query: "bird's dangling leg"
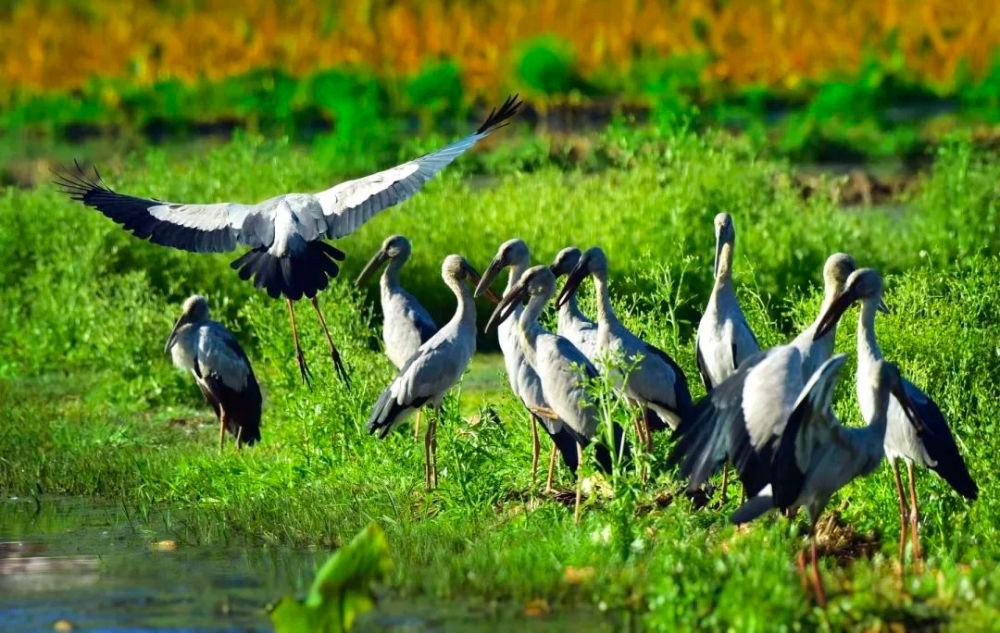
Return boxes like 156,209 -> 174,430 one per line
545,443 -> 558,494
218,416 -> 226,453
907,461 -> 923,567
430,415 -> 439,489
796,548 -> 811,597
719,461 -> 730,506
413,410 -> 422,441
892,459 -> 908,573
530,416 -> 541,490
286,299 -> 312,386
574,443 -> 584,524
423,412 -> 433,491
809,521 -> 827,608
309,296 -> 351,387
236,426 -> 243,450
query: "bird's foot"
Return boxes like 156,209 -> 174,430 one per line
296,350 -> 313,387
330,349 -> 351,388
529,406 -> 559,420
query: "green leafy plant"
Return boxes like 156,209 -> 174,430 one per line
270,523 -> 391,633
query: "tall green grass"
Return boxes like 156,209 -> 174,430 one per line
0,129 -> 997,629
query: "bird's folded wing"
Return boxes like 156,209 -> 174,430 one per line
316,95 -> 521,239
56,164 -> 263,253
197,326 -> 252,391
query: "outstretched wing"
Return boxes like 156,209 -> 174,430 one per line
317,95 -> 521,239
55,163 -> 270,253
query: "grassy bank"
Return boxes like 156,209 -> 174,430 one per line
1,130 -> 998,629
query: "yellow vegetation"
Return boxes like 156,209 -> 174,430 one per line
1,0 -> 997,94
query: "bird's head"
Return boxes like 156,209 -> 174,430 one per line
474,238 -> 529,299
444,255 -> 500,303
713,213 -> 735,278
485,265 -> 555,332
166,295 -> 209,353
355,234 -> 412,287
823,252 -> 857,297
814,268 -> 889,340
549,246 -> 582,278
556,246 -> 606,309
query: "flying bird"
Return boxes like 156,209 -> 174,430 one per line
813,267 -> 977,568
366,255 -> 498,490
165,295 -> 262,450
57,96 -> 521,386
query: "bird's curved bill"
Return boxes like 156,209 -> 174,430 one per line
556,262 -> 588,309
813,287 -> 859,341
877,298 -> 890,314
714,229 -> 723,278
164,315 -> 186,354
474,255 -> 506,300
462,261 -> 501,304
354,249 -> 389,287
485,283 -> 527,332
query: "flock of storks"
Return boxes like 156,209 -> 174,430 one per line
55,96 -> 977,605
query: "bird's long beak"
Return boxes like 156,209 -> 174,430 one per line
813,286 -> 859,341
354,249 -> 389,287
877,298 -> 890,314
463,261 -> 501,304
165,314 -> 187,353
474,254 -> 506,299
485,282 -> 527,332
556,261 -> 588,309
714,230 -> 724,278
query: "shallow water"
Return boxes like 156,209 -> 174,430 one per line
0,496 -> 622,632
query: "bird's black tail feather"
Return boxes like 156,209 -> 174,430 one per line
231,241 -> 345,301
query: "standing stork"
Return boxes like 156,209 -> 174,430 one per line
475,239 -> 579,491
57,96 -> 521,386
550,247 -> 599,360
668,253 -> 858,498
487,265 -> 628,521
732,356 -> 922,607
695,213 -> 760,502
165,295 -> 262,450
366,255 -> 498,490
557,247 -> 693,450
813,267 -> 977,568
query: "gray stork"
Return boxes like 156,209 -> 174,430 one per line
487,265 -> 627,521
550,247 -> 599,360
813,267 -> 978,567
475,239 -> 579,491
695,213 -> 760,391
57,96 -> 521,386
165,295 -> 262,450
356,235 -> 438,440
695,213 -> 760,502
668,253 -> 857,498
557,247 -> 693,450
731,356 -> 921,607
366,255 -> 497,490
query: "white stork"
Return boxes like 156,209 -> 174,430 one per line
57,96 -> 521,386
165,294 -> 262,450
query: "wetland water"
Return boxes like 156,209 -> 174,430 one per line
0,497 -> 620,631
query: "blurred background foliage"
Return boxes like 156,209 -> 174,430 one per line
0,0 -> 998,174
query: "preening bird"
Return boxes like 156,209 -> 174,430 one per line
165,295 -> 262,450
476,239 -> 578,491
550,247 -> 599,361
695,213 -> 759,391
487,265 -> 627,521
812,267 -> 977,567
355,235 -> 437,370
557,246 -> 693,450
668,252 -> 858,499
732,356 -> 920,607
366,255 -> 497,490
57,96 -> 521,386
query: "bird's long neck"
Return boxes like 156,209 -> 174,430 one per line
445,278 -> 476,330
856,299 -> 883,364
863,378 -> 892,444
593,272 -> 620,330
559,285 -> 591,328
854,298 -> 884,424
517,293 -> 548,366
714,241 -> 735,294
380,255 -> 406,291
505,257 -> 530,295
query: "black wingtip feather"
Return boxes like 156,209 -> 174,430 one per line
476,94 -> 522,134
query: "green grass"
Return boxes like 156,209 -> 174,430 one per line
0,128 -> 998,629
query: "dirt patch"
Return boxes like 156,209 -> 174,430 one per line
814,511 -> 881,565
792,168 -> 916,206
